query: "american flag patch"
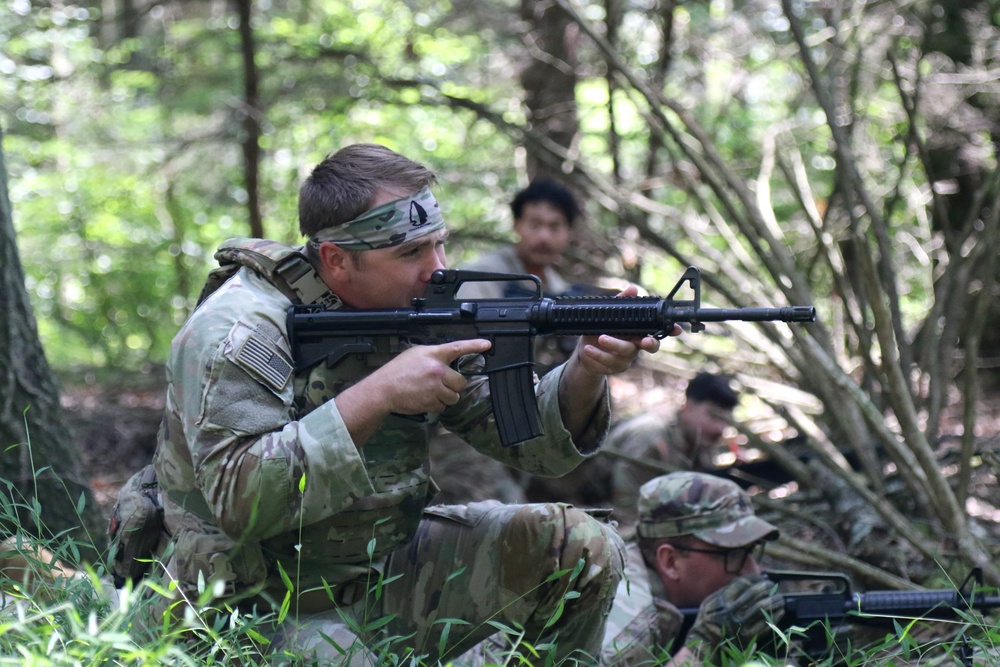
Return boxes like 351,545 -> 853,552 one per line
236,333 -> 293,391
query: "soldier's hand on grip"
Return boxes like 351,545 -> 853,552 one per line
685,574 -> 784,660
378,339 -> 491,415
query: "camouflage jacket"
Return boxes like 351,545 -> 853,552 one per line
600,541 -> 684,666
457,245 -> 570,299
607,415 -> 718,524
153,252 -> 610,604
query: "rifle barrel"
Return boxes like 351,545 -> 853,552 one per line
685,306 -> 817,322
528,300 -> 815,337
853,590 -> 1000,619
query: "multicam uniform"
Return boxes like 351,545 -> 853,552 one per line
600,542 -> 685,666
152,238 -> 624,664
600,472 -> 782,667
606,415 -> 707,524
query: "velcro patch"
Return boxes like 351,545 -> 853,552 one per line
236,332 -> 293,392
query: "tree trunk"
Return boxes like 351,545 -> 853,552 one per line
0,126 -> 103,558
519,0 -> 617,285
236,0 -> 264,238
519,0 -> 581,181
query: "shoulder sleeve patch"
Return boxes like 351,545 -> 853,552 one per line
236,330 -> 293,392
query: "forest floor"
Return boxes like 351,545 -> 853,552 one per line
60,365 -> 166,514
52,359 -> 1000,666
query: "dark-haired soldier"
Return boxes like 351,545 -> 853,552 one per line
459,178 -> 580,300
432,179 -> 588,506
607,373 -> 740,523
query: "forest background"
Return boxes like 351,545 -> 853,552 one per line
2,0 -> 1000,625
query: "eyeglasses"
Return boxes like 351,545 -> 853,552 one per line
672,541 -> 766,574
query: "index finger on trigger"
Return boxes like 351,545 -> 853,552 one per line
443,338 -> 492,361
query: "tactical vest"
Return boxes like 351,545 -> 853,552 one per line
197,237 -> 340,310
160,238 -> 338,521
176,238 -> 435,568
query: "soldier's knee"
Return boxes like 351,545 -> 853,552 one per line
499,503 -> 624,598
560,505 -> 625,593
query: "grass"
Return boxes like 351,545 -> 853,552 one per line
3,529 -> 998,666
0,450 -> 997,665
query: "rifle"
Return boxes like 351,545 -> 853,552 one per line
287,267 -> 815,447
678,568 -> 1000,665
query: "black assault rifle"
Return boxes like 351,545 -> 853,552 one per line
287,267 -> 815,447
678,568 -> 1000,665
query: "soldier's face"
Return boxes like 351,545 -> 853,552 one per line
333,229 -> 449,309
679,400 -> 732,453
324,187 -> 448,309
513,202 -> 571,271
663,538 -> 762,608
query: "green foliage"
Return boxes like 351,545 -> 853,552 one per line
2,0 -> 521,369
0,442 -> 995,664
1,549 -> 997,666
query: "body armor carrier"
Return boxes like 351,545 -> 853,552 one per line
198,237 -> 339,309
187,238 -> 433,566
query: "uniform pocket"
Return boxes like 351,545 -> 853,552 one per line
421,499 -> 506,527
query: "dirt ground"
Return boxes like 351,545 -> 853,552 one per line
60,366 -> 165,514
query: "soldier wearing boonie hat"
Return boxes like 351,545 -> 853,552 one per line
601,472 -> 785,667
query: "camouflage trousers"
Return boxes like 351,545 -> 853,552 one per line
268,500 -> 626,666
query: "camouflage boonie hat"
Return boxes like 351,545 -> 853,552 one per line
636,471 -> 778,548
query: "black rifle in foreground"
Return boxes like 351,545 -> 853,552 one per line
287,267 -> 815,446
678,568 -> 1000,665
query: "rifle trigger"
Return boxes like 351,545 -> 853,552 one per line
452,352 -> 487,377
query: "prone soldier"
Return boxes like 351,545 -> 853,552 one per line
601,471 -> 784,666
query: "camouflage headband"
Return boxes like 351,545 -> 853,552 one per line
311,186 -> 444,251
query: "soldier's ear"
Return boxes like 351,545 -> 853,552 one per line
654,543 -> 683,582
318,242 -> 353,283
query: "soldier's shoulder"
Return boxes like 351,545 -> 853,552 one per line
171,269 -> 293,383
185,269 -> 289,333
608,413 -> 670,447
